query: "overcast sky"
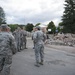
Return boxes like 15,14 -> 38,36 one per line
0,0 -> 65,26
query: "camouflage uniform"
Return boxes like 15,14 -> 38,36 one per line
20,28 -> 27,49
32,28 -> 36,49
33,27 -> 46,66
0,26 -> 1,32
13,27 -> 21,51
20,29 -> 24,50
0,28 -> 17,75
23,30 -> 27,49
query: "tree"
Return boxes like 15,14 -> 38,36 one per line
47,21 -> 56,34
35,23 -> 41,26
0,7 -> 6,25
8,24 -> 18,32
58,22 -> 64,32
25,23 -> 34,32
61,0 -> 75,33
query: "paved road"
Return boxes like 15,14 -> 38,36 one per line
10,38 -> 75,75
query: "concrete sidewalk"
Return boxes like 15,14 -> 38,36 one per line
45,44 -> 75,54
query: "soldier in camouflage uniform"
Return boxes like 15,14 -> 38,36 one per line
33,26 -> 46,67
23,27 -> 27,49
20,27 -> 27,50
13,27 -> 21,52
32,27 -> 36,49
0,26 -> 1,32
0,24 -> 17,75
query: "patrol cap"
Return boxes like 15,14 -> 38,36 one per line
35,26 -> 40,30
0,24 -> 9,30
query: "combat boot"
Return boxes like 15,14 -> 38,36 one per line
39,60 -> 43,65
34,62 -> 40,67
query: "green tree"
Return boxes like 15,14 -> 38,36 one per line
58,22 -> 63,32
35,23 -> 41,26
8,24 -> 18,32
25,23 -> 34,32
61,0 -> 75,33
47,21 -> 56,34
0,7 -> 6,25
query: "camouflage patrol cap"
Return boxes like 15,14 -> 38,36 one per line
35,26 -> 40,30
1,24 -> 9,29
1,24 -> 8,28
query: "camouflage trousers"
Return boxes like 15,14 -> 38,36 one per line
16,39 -> 21,51
23,38 -> 27,49
0,54 -> 12,75
20,38 -> 27,49
34,44 -> 44,63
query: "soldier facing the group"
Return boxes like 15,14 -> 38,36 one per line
20,27 -> 27,49
13,26 -> 27,52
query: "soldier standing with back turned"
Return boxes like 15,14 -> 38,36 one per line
33,26 -> 46,67
0,24 -> 17,75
